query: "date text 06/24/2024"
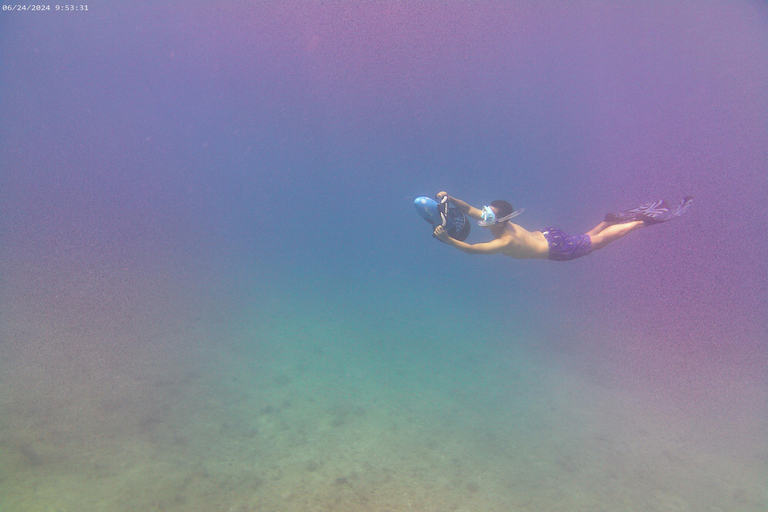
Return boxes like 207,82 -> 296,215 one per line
2,5 -> 89,11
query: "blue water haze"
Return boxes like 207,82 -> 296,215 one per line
0,2 -> 766,510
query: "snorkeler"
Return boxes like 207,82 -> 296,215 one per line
431,191 -> 693,261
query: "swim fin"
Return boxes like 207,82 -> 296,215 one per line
639,196 -> 694,225
605,197 -> 693,225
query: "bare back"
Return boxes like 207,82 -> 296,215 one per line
494,223 -> 550,259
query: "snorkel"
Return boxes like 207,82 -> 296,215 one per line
477,205 -> 524,227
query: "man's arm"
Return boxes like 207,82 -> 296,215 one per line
433,225 -> 507,254
436,191 -> 483,220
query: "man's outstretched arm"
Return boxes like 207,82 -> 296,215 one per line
433,225 -> 506,255
436,191 -> 483,220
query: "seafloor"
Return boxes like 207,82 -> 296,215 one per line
1,265 -> 765,512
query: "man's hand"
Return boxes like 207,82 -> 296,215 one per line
433,225 -> 450,242
436,191 -> 449,201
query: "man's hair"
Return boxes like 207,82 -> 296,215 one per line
490,200 -> 514,219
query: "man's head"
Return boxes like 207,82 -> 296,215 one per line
479,200 -> 518,227
489,200 -> 514,219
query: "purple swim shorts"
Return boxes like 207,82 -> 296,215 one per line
541,227 -> 593,261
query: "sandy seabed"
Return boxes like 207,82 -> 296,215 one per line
1,267 -> 765,512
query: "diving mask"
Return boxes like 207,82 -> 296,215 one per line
477,205 -> 525,227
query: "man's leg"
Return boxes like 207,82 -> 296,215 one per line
586,221 -> 609,237
589,220 -> 644,250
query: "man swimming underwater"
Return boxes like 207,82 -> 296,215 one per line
432,191 -> 693,261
